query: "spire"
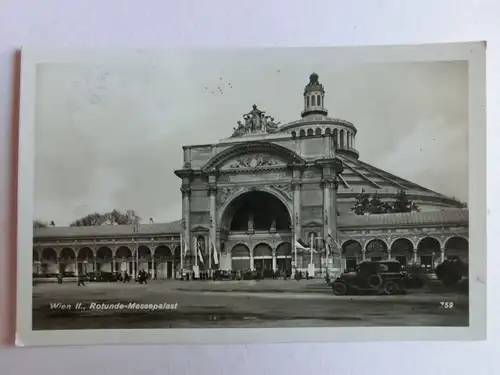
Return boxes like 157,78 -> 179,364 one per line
301,73 -> 328,117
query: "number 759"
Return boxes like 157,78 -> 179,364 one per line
440,302 -> 454,308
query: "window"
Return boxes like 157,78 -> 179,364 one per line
345,257 -> 357,270
317,95 -> 321,106
366,240 -> 386,253
306,96 -> 309,107
311,95 -> 316,106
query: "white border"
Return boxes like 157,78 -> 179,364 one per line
16,43 -> 486,346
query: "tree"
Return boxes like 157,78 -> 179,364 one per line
33,220 -> 48,228
392,189 -> 420,213
70,209 -> 141,227
351,189 -> 370,215
367,192 -> 393,214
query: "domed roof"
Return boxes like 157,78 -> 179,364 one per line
335,154 -> 464,211
278,113 -> 357,133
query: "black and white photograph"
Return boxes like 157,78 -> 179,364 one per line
16,43 -> 486,346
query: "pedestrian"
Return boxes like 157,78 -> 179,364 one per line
77,273 -> 86,286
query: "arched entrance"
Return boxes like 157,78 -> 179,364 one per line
114,246 -> 131,274
342,240 -> 362,271
95,246 -> 112,273
137,246 -> 152,275
417,237 -> 441,271
445,236 -> 469,263
390,238 -> 414,267
221,190 -> 292,232
231,244 -> 250,270
41,248 -> 57,275
154,245 -> 172,279
276,242 -> 292,276
77,247 -> 94,275
365,239 -> 388,261
59,248 -> 76,275
253,243 -> 273,276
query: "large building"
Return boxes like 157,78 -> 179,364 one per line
33,74 -> 469,279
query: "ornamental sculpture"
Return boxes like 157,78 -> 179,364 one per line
228,154 -> 279,169
231,104 -> 281,137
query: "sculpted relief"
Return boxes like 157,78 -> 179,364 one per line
221,153 -> 284,170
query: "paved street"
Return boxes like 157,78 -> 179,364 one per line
32,280 -> 469,330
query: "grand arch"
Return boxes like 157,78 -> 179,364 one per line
220,189 -> 293,231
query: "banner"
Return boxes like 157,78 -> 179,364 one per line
212,242 -> 219,265
197,239 -> 204,264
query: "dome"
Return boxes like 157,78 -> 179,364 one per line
335,154 -> 464,213
304,72 -> 325,94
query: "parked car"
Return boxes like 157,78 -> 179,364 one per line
213,270 -> 232,281
331,260 -> 407,296
86,271 -> 119,282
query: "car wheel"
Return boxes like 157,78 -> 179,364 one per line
382,281 -> 400,295
332,282 -> 348,296
368,274 -> 383,289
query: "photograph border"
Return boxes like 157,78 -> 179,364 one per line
16,42 -> 486,346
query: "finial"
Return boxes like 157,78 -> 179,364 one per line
309,72 -> 319,84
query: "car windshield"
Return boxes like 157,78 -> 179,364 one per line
377,264 -> 389,272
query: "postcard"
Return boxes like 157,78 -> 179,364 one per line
16,42 -> 486,346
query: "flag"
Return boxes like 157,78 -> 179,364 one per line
295,240 -> 310,251
295,240 -> 321,253
183,234 -> 190,257
197,239 -> 204,264
212,242 -> 219,265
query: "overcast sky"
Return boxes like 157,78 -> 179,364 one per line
34,49 -> 468,226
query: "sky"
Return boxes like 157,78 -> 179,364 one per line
33,49 -> 469,226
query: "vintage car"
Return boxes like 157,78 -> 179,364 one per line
213,270 -> 232,281
86,271 -> 119,282
331,260 -> 407,295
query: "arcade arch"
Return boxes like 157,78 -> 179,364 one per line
417,237 -> 441,271
390,238 -> 414,267
444,236 -> 469,263
253,243 -> 273,275
276,242 -> 292,275
365,239 -> 388,261
231,244 -> 250,270
341,240 -> 362,270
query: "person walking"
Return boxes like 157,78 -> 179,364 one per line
77,273 -> 86,286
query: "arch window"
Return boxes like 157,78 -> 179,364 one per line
317,95 -> 321,106
311,95 -> 316,106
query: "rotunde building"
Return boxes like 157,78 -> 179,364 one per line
33,73 -> 469,279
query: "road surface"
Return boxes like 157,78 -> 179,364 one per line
32,279 -> 469,330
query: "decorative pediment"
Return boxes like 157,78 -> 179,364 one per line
202,142 -> 306,172
220,153 -> 286,170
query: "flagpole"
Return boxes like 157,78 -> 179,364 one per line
310,233 -> 314,266
180,232 -> 184,273
293,231 -> 297,271
194,236 -> 198,267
